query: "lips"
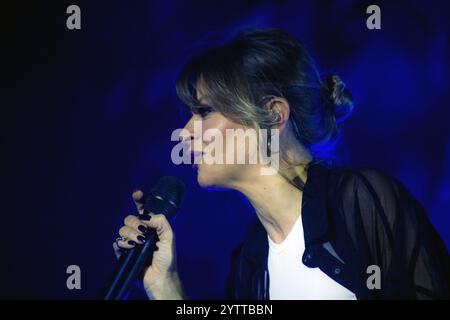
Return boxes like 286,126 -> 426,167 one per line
190,151 -> 202,170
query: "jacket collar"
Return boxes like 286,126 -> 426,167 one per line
241,161 -> 333,267
301,161 -> 332,246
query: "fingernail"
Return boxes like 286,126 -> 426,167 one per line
137,235 -> 146,243
140,215 -> 151,221
138,225 -> 148,233
128,240 -> 136,246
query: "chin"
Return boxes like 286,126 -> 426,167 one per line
196,172 -> 210,188
196,165 -> 231,190
196,167 -> 215,188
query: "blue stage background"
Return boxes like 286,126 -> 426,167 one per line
2,0 -> 449,299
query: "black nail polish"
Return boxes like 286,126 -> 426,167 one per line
140,215 -> 151,221
138,225 -> 148,233
128,240 -> 136,246
137,235 -> 146,243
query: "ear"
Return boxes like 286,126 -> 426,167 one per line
265,97 -> 290,132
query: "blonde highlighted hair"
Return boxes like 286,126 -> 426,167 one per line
176,28 -> 354,190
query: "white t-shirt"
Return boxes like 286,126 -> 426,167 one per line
268,215 -> 357,300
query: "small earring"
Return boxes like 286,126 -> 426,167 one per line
274,112 -> 281,123
267,136 -> 272,157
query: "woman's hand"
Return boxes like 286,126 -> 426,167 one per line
112,190 -> 186,299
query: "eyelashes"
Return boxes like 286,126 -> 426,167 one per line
199,106 -> 213,118
192,105 -> 214,118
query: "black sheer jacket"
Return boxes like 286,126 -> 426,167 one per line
226,162 -> 450,299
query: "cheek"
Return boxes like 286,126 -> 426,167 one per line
202,115 -> 238,133
202,115 -> 242,145
202,115 -> 245,163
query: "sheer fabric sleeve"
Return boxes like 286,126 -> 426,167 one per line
225,243 -> 243,300
337,168 -> 450,299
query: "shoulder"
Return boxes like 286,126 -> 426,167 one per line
324,164 -> 413,232
325,164 -> 427,239
327,164 -> 402,202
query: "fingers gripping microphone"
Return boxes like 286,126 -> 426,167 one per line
103,176 -> 185,300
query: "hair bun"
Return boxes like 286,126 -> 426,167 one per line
325,74 -> 354,123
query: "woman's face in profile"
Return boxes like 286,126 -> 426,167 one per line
182,85 -> 262,190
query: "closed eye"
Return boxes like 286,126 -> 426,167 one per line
196,106 -> 214,118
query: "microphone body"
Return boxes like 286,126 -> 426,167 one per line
103,176 -> 185,300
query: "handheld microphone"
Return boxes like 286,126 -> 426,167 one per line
103,176 -> 185,300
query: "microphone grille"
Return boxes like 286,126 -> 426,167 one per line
143,176 -> 185,219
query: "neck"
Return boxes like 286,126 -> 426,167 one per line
232,166 -> 308,244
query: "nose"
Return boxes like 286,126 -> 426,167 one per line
180,116 -> 204,165
181,116 -> 195,143
183,114 -> 197,134
181,115 -> 205,154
